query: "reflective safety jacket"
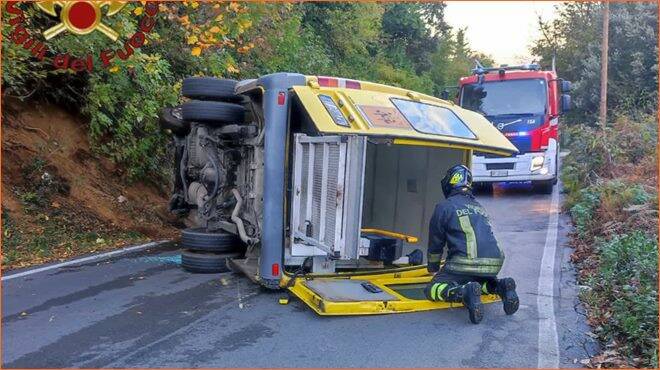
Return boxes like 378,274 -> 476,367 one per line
427,191 -> 504,276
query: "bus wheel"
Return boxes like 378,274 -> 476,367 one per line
182,77 -> 243,102
181,250 -> 242,274
533,180 -> 554,194
182,100 -> 245,125
181,228 -> 244,253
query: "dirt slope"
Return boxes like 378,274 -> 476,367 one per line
2,98 -> 180,269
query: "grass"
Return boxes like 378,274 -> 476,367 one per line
2,210 -> 148,268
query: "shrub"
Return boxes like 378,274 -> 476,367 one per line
2,1 -> 257,183
592,232 -> 658,367
84,53 -> 179,182
562,114 -> 657,200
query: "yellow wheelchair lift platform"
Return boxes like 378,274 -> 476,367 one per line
282,266 -> 500,316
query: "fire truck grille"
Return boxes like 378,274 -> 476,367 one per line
486,163 -> 515,170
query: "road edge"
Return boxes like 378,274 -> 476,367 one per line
537,184 -> 561,368
1,240 -> 172,281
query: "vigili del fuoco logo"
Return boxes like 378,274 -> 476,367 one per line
5,1 -> 161,72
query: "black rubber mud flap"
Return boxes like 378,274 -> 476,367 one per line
159,106 -> 190,136
181,100 -> 245,125
181,250 -> 242,274
180,228 -> 244,253
182,77 -> 242,102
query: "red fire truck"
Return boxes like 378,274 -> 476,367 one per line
455,63 -> 572,193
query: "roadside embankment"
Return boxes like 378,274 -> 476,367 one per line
561,115 -> 658,368
1,98 -> 180,269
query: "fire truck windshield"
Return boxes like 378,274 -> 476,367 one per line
461,79 -> 547,117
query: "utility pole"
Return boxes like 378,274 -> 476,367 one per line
599,1 -> 610,126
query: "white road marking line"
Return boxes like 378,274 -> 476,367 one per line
1,240 -> 170,281
537,186 -> 560,368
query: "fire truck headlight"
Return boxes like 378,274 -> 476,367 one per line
531,156 -> 545,172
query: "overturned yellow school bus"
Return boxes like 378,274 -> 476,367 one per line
161,73 -> 517,314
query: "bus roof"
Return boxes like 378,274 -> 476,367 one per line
292,75 -> 518,156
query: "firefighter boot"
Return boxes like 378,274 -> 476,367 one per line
494,278 -> 519,315
445,282 -> 484,324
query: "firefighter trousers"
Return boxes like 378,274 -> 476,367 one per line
424,268 -> 498,302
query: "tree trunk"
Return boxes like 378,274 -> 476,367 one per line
599,1 -> 610,126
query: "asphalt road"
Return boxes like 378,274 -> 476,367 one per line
2,183 -> 598,368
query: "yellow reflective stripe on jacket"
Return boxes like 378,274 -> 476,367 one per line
458,215 -> 477,258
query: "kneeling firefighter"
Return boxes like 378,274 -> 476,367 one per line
424,165 -> 519,324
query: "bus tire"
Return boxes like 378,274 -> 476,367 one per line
181,250 -> 241,274
182,77 -> 242,102
182,100 -> 245,124
181,228 -> 244,253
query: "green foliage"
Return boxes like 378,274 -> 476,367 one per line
569,180 -> 656,237
561,114 -> 657,201
237,5 -> 333,76
2,2 -> 493,183
303,3 -> 383,62
533,3 -> 658,123
563,112 -> 658,367
428,29 -> 495,96
84,53 -> 179,181
1,9 -> 67,101
1,208 -> 22,266
238,2 -> 488,98
584,232 -> 659,367
568,187 -> 600,236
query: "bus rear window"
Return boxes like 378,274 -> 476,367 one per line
391,99 -> 477,139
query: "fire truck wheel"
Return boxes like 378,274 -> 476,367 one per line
181,100 -> 245,125
474,182 -> 493,194
158,106 -> 190,136
533,180 -> 554,194
181,228 -> 244,253
182,77 -> 243,102
181,250 -> 242,274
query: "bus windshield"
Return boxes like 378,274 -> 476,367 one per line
460,79 -> 547,117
